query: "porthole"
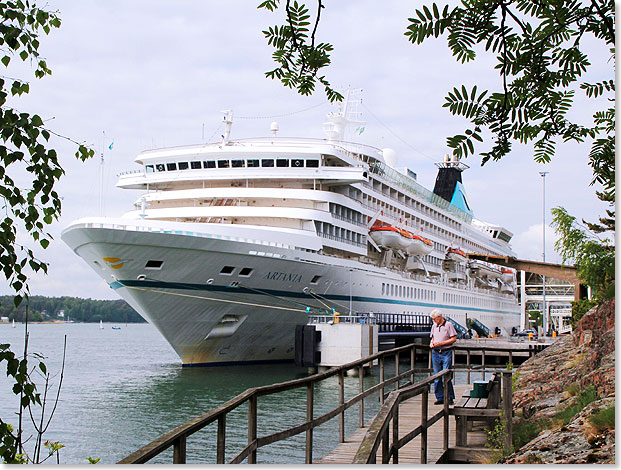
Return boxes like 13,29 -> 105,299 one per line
276,159 -> 289,167
190,161 -> 202,169
291,159 -> 304,167
178,162 -> 189,170
310,275 -> 322,284
204,161 -> 216,168
166,162 -> 177,171
239,267 -> 254,277
206,278 -> 214,284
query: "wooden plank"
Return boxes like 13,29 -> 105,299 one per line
316,384 -> 489,465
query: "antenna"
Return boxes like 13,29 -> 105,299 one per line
99,131 -> 105,216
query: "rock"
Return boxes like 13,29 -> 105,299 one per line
500,299 -> 615,464
501,398 -> 615,464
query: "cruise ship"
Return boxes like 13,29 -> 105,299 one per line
62,93 -> 520,365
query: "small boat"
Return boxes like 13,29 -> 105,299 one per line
501,269 -> 514,283
11,319 -> 15,328
100,320 -> 104,329
446,247 -> 467,263
369,225 -> 433,255
112,326 -> 121,330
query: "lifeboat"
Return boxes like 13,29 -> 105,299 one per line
369,226 -> 433,255
446,247 -> 467,263
468,260 -> 502,280
406,234 -> 434,256
501,269 -> 514,283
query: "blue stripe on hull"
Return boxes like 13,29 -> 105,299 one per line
111,279 -> 519,316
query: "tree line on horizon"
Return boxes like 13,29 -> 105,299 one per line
0,295 -> 146,324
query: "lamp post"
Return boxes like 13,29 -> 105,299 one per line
539,171 -> 549,335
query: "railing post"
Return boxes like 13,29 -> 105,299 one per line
338,370 -> 345,443
173,435 -> 186,464
509,351 -> 513,366
217,415 -> 226,464
466,349 -> 471,384
443,373 -> 450,451
428,348 -> 432,376
503,371 -> 513,452
421,386 -> 428,464
410,346 -> 416,385
306,382 -> 314,464
392,399 -> 399,464
359,365 -> 364,427
379,356 -> 385,404
248,394 -> 257,464
395,351 -> 400,390
381,426 -> 389,464
481,349 -> 486,380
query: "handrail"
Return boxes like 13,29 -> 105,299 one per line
354,367 -> 514,464
118,343 -> 530,464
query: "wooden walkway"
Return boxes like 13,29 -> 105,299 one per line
315,384 -> 489,464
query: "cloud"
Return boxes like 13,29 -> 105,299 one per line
511,224 -> 562,264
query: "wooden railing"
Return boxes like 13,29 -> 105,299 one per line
118,342 -> 530,464
352,368 -> 514,464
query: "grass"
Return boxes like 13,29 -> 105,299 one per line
589,405 -> 615,431
554,385 -> 599,426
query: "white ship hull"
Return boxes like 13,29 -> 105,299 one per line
63,218 -> 520,365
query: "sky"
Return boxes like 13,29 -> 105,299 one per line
1,0 -> 613,300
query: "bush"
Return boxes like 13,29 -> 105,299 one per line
570,298 -> 598,327
512,418 -> 547,450
589,405 -> 615,431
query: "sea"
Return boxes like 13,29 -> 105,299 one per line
0,322 -> 399,464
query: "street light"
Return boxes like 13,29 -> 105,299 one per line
539,171 -> 549,335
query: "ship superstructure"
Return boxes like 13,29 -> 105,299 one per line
62,93 -> 520,365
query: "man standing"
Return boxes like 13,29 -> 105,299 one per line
429,309 -> 457,405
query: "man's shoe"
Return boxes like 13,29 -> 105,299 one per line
448,399 -> 454,405
434,400 -> 443,405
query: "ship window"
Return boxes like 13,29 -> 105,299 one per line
261,159 -> 274,167
178,162 -> 189,170
145,165 -> 154,173
145,260 -> 163,270
204,161 -> 216,168
247,159 -> 260,168
276,159 -> 289,167
156,163 -> 165,172
306,159 -> 319,168
220,266 -> 235,275
231,159 -> 245,168
310,275 -> 321,284
218,160 -> 230,168
166,163 -> 177,171
190,161 -> 202,169
291,159 -> 304,167
239,267 -> 253,277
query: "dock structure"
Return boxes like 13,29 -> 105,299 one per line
314,384 -> 488,464
118,342 -> 529,465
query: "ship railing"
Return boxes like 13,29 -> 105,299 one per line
317,232 -> 366,248
330,212 -> 367,228
118,341 -> 531,465
307,314 -> 377,325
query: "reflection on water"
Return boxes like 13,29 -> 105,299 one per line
0,323 -> 472,464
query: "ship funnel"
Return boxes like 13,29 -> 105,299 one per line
433,154 -> 473,216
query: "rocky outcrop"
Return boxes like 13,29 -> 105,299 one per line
501,299 -> 615,463
502,397 -> 615,464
